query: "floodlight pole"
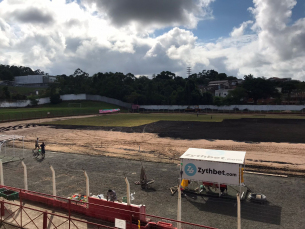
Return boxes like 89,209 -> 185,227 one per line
22,161 -> 28,190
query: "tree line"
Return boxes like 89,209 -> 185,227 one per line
53,69 -> 224,105
0,64 -> 45,81
53,68 -> 305,105
1,64 -> 305,105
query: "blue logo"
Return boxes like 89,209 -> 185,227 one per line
184,163 -> 197,176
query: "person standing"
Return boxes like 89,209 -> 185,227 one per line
40,142 -> 46,158
106,189 -> 117,202
34,138 -> 40,150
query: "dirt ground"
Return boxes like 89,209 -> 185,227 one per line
3,148 -> 305,229
1,115 -> 305,176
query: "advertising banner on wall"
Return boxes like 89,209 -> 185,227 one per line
181,159 -> 241,185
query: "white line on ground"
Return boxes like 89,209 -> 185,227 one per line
245,171 -> 288,178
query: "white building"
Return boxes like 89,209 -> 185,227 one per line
15,75 -> 56,86
215,89 -> 232,97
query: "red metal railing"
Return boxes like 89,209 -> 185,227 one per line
0,185 -> 217,229
1,199 -> 115,229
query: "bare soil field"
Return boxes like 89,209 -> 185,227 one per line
2,115 -> 305,176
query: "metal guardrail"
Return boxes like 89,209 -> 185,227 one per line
0,185 -> 217,229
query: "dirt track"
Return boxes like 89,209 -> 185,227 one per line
1,115 -> 305,176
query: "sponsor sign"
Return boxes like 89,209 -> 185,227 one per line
115,218 -> 126,229
182,159 -> 241,185
180,148 -> 246,164
99,109 -> 120,114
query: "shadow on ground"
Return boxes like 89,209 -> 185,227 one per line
188,197 -> 282,225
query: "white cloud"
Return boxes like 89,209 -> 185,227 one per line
0,0 -> 215,75
0,0 -> 305,81
230,20 -> 253,37
147,0 -> 305,80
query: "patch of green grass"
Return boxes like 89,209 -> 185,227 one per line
42,113 -> 305,127
0,100 -> 125,122
43,113 -> 216,126
41,100 -> 123,108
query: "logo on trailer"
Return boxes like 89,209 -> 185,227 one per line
184,163 -> 197,176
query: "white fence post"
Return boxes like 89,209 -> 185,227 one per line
237,193 -> 241,229
177,185 -> 181,229
21,161 -> 28,190
125,177 -> 131,205
84,170 -> 90,198
50,165 -> 56,198
0,160 -> 3,185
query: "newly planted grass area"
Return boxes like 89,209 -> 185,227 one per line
0,101 -> 125,122
42,113 -> 305,127
43,113 -> 217,126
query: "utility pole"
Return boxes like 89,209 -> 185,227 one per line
187,67 -> 191,77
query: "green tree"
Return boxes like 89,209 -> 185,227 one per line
281,82 -> 296,103
2,86 -> 10,99
242,75 -> 277,104
201,92 -> 213,105
297,82 -> 305,104
50,94 -> 62,104
28,96 -> 39,106
0,69 -> 14,81
213,96 -> 223,106
226,87 -> 248,104
125,91 -> 142,104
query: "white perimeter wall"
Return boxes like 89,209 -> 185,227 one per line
0,94 -> 131,109
1,94 -> 305,110
139,104 -> 305,111
0,97 -> 51,108
60,94 -> 86,101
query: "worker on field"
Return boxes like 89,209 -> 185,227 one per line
180,179 -> 189,190
40,142 -> 46,158
107,189 -> 117,202
34,138 -> 40,150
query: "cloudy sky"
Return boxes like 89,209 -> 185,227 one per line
0,0 -> 305,79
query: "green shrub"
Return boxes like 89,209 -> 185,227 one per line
28,96 -> 39,106
50,93 -> 62,104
